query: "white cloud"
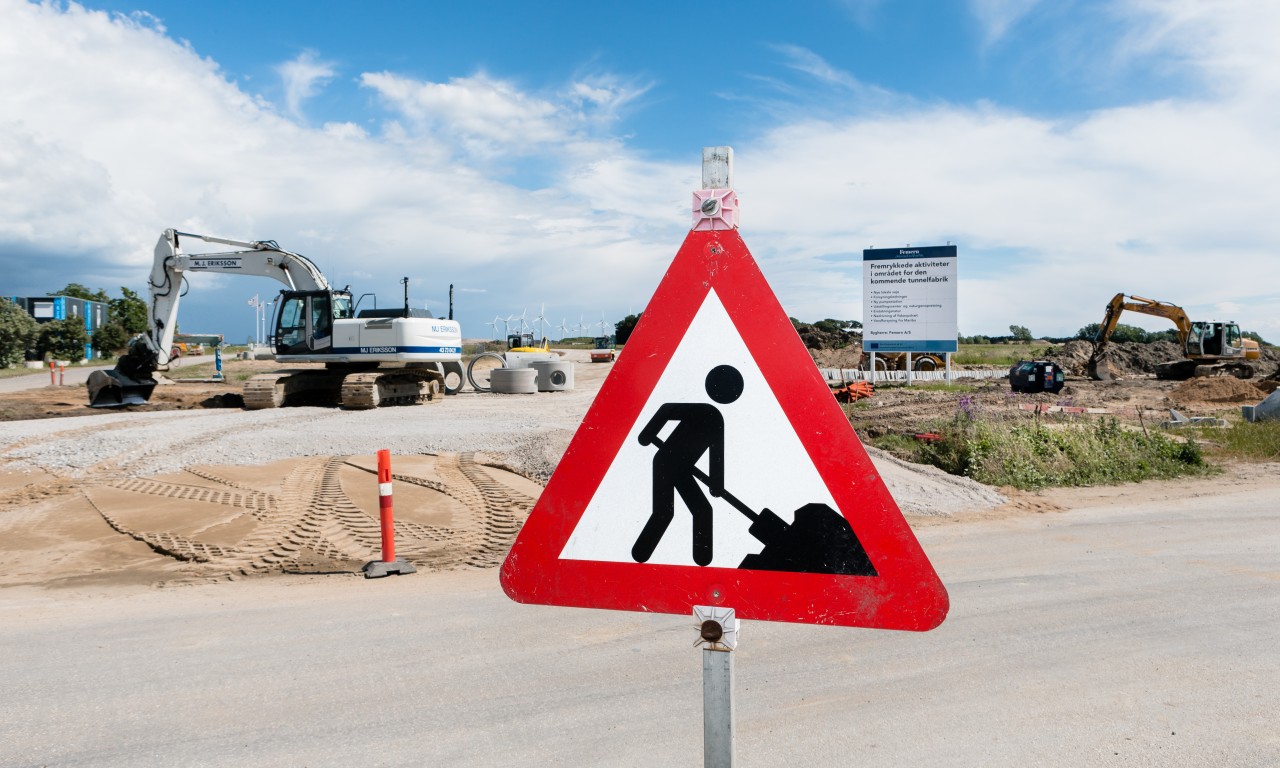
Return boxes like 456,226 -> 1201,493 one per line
0,0 -> 1278,346
1112,0 -> 1280,99
360,71 -> 568,159
735,83 -> 1280,337
358,69 -> 649,166
566,74 -> 651,124
773,44 -> 864,90
969,0 -> 1043,46
276,50 -> 336,118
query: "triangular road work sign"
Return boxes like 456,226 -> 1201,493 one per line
500,227 -> 948,630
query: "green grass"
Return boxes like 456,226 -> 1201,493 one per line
952,342 -> 1055,367
1186,420 -> 1280,462
1,358 -> 118,379
0,366 -> 44,380
868,416 -> 1216,490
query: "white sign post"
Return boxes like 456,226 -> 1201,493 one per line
862,246 -> 959,383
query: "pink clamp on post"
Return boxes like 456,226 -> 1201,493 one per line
691,146 -> 739,231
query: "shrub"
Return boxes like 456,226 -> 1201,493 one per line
0,299 -> 40,367
871,415 -> 1214,490
92,321 -> 130,355
37,319 -> 89,362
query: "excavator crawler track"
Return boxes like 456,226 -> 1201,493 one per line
244,369 -> 344,409
243,368 -> 444,409
339,369 -> 443,410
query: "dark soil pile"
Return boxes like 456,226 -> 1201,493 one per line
1044,339 -> 1176,377
797,321 -> 863,369
1048,340 -> 1279,380
1260,374 -> 1280,394
1086,341 -> 1183,377
1047,340 -> 1093,375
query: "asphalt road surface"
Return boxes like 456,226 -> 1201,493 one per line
2,482 -> 1277,766
0,354 -> 207,393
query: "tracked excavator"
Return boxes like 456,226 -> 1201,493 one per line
87,229 -> 464,409
1086,293 -> 1260,381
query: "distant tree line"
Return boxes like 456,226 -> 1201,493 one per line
612,311 -> 1270,350
0,283 -> 147,366
957,323 -> 1269,346
612,314 -> 866,350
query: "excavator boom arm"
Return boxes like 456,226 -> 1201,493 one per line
144,228 -> 331,366
1094,294 -> 1192,350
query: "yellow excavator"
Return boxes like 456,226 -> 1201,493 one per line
1086,293 -> 1260,381
506,332 -> 550,353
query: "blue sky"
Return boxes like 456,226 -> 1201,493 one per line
2,0 -> 1278,346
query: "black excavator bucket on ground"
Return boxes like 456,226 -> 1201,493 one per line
86,340 -> 160,408
86,369 -> 156,407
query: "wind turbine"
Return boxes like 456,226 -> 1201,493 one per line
486,316 -> 501,340
532,303 -> 547,342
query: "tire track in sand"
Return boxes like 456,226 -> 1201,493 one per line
74,453 -> 540,580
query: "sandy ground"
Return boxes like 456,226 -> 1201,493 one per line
3,350 -> 1279,765
0,351 -> 1276,590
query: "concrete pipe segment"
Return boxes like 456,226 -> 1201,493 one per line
531,361 -> 574,392
490,367 -> 539,394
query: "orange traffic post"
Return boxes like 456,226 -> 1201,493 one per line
377,448 -> 395,562
59,365 -> 65,386
361,449 -> 417,578
49,365 -> 55,385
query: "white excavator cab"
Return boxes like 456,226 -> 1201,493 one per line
274,289 -> 354,355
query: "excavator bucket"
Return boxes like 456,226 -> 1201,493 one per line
86,369 -> 156,408
1086,345 -> 1117,381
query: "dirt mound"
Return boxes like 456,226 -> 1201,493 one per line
1087,341 -> 1183,377
1046,340 -> 1093,375
1257,364 -> 1280,394
1170,377 -> 1266,404
809,344 -> 863,369
1044,339 -> 1173,377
